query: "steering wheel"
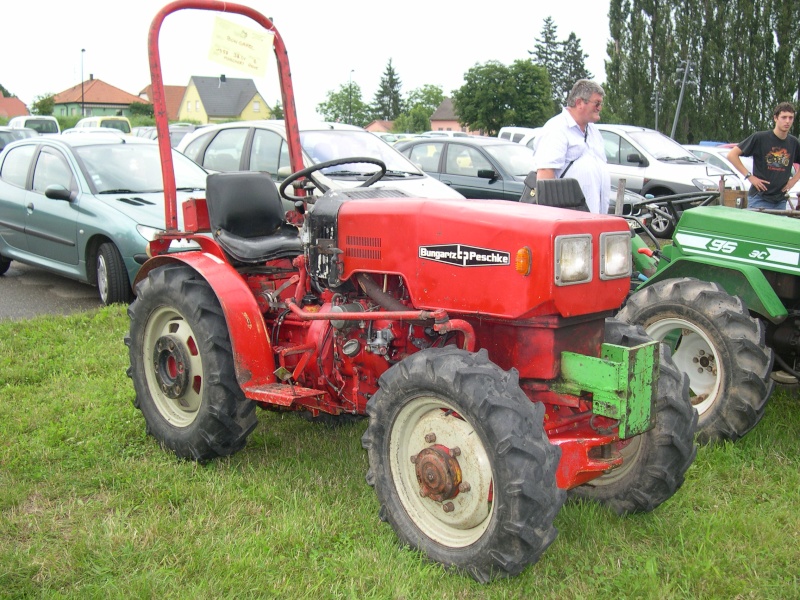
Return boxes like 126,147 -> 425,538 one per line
278,156 -> 387,202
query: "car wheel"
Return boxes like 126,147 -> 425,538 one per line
0,257 -> 10,275
96,242 -> 133,305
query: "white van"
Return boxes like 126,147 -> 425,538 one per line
8,115 -> 61,135
498,126 -> 542,149
75,116 -> 132,134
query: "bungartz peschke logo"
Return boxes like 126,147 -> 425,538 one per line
418,244 -> 511,267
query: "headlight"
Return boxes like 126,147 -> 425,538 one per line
554,234 -> 592,285
692,177 -> 718,191
600,232 -> 632,280
136,225 -> 163,241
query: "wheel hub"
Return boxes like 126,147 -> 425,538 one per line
152,335 -> 191,399
414,445 -> 462,502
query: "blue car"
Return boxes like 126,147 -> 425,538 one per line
0,135 -> 207,304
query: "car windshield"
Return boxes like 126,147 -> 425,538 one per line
300,130 -> 422,175
628,130 -> 701,161
483,143 -> 536,176
75,143 -> 207,193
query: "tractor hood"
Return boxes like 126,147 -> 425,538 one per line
309,191 -> 633,320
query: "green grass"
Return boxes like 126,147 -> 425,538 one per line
1,306 -> 798,599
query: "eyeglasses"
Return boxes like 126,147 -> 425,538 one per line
584,99 -> 603,109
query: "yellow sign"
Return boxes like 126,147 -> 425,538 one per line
208,16 -> 273,77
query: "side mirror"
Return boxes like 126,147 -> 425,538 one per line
626,153 -> 646,165
44,184 -> 75,201
477,168 -> 498,181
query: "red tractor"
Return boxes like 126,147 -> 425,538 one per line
127,1 -> 697,582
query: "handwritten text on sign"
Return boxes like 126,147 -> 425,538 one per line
208,17 -> 273,77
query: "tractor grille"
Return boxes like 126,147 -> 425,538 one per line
346,236 -> 382,260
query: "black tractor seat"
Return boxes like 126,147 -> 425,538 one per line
523,177 -> 590,212
205,171 -> 303,264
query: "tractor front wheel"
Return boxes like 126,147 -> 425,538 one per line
125,263 -> 257,460
569,319 -> 697,514
362,347 -> 564,583
618,278 -> 773,444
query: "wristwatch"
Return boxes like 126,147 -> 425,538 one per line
744,171 -> 752,179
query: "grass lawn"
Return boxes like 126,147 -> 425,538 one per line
1,305 -> 798,599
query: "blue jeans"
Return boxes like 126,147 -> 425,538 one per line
747,193 -> 788,210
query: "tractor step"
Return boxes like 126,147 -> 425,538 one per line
243,382 -> 328,406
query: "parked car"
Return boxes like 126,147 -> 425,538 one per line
176,120 -> 464,203
395,136 -> 537,200
75,116 -> 132,134
0,135 -> 207,304
8,115 -> 61,135
0,126 -> 38,151
420,130 -> 473,138
596,124 -> 728,196
62,127 -> 127,137
498,126 -> 541,149
396,134 -> 648,218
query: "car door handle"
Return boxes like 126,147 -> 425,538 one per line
26,202 -> 34,211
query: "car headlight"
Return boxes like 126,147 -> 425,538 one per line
136,225 -> 163,241
600,232 -> 632,280
692,177 -> 719,191
554,234 -> 592,285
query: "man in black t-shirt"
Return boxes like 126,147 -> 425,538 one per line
728,102 -> 800,210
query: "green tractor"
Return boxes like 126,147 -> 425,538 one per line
618,204 -> 800,443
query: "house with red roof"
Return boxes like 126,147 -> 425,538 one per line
0,93 -> 29,120
52,77 -> 149,118
138,84 -> 187,122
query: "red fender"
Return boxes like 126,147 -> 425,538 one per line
135,252 -> 276,389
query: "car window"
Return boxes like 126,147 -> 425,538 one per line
601,131 -> 621,164
32,148 -> 73,194
181,130 -> 215,163
484,143 -> 535,176
25,118 -> 59,135
619,137 -> 639,166
250,128 -> 289,178
0,144 -> 36,188
203,128 -> 248,172
406,143 -> 444,173
445,144 -> 491,176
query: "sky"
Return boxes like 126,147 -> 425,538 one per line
3,1 -> 612,123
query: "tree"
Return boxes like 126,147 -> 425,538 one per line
271,100 -> 284,120
452,60 -> 552,135
530,16 -> 562,108
406,85 -> 445,115
392,85 -> 445,133
31,94 -> 55,116
560,33 -> 593,93
370,59 -> 404,120
129,102 -> 154,117
316,82 -> 371,127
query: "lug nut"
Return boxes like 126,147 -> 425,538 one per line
442,502 -> 454,513
459,482 -> 471,493
424,433 -> 436,443
420,488 -> 428,498
450,447 -> 461,457
410,454 -> 418,464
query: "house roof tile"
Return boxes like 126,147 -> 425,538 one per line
53,79 -> 146,106
190,76 -> 258,118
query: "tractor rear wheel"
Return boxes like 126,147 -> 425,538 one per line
362,347 -> 565,583
569,320 -> 697,514
618,278 -> 773,444
125,263 -> 257,460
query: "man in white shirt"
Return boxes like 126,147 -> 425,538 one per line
534,80 -> 610,214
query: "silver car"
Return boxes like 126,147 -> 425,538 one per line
176,120 -> 464,203
597,124 -> 728,196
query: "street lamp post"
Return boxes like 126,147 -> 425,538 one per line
81,49 -> 85,117
348,69 -> 354,125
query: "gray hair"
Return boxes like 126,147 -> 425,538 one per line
566,80 -> 605,107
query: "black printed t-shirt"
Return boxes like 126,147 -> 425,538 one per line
737,131 -> 800,202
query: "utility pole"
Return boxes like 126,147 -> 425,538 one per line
651,89 -> 661,131
671,56 -> 697,140
348,70 -> 354,125
81,49 -> 85,116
